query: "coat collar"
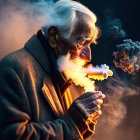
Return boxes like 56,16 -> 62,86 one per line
24,34 -> 51,74
24,33 -> 65,117
42,77 -> 64,117
24,30 -> 72,116
24,31 -> 67,117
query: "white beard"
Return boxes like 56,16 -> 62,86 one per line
57,53 -> 95,92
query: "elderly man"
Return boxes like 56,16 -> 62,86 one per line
0,0 -> 105,139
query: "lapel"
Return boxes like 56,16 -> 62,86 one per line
42,78 -> 64,117
24,34 -> 64,117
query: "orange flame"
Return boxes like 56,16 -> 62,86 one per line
113,50 -> 140,74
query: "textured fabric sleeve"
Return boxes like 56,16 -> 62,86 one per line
0,67 -> 82,140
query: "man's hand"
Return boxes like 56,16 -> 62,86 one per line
67,91 -> 105,135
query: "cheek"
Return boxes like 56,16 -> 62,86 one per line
70,51 -> 80,59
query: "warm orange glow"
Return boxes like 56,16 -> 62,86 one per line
86,110 -> 102,124
87,69 -> 113,80
85,64 -> 113,81
113,50 -> 140,74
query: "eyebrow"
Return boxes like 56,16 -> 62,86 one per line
76,27 -> 95,43
77,37 -> 91,42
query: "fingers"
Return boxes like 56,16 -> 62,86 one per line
82,91 -> 104,117
80,90 -> 102,99
89,121 -> 96,131
83,129 -> 94,139
87,105 -> 100,114
81,91 -> 105,103
86,111 -> 101,124
92,119 -> 97,125
81,105 -> 100,120
73,91 -> 104,122
93,99 -> 103,105
91,110 -> 102,119
92,92 -> 105,99
86,99 -> 103,111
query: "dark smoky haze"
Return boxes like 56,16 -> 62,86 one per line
0,0 -> 140,140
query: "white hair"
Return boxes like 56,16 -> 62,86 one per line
43,0 -> 98,40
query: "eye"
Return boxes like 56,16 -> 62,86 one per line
77,41 -> 85,49
79,41 -> 85,45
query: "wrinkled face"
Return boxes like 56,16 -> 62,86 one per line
47,14 -> 97,64
69,15 -> 96,63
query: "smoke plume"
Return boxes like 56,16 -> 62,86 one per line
102,9 -> 126,40
101,73 -> 138,127
101,9 -> 140,74
57,53 -> 113,92
113,39 -> 140,74
92,70 -> 139,140
0,0 -> 54,60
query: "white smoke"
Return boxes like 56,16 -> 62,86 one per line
57,53 -> 95,92
0,0 -> 54,60
57,53 -> 113,92
92,71 -> 139,140
102,74 -> 138,129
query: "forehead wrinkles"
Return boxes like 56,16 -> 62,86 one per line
70,14 -> 95,42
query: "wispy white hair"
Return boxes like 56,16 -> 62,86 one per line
43,0 -> 98,40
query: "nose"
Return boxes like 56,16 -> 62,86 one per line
80,45 -> 91,62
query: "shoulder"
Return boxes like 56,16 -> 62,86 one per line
0,47 -> 42,82
0,48 -> 34,70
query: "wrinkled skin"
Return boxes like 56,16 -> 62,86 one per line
47,13 -> 96,62
67,91 -> 105,136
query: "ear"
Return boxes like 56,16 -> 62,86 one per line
47,26 -> 59,48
